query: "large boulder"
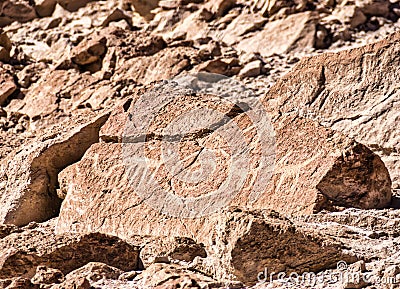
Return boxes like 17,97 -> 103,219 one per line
262,31 -> 400,190
0,220 -> 140,279
55,80 -> 389,283
0,113 -> 109,226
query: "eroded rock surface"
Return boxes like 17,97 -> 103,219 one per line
0,0 -> 398,288
0,113 -> 109,226
0,220 -> 140,279
263,31 -> 400,191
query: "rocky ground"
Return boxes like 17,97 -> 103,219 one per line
0,0 -> 400,288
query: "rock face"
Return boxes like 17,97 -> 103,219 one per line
0,113 -> 109,226
0,0 -> 399,288
54,85 -> 389,283
237,11 -> 317,56
258,114 -> 391,214
262,31 -> 400,191
0,220 -> 140,279
56,84 -> 391,239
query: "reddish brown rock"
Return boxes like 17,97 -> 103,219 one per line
0,0 -> 37,24
137,236 -> 207,267
0,220 -> 140,279
31,266 -> 64,285
57,87 -> 391,235
0,68 -> 16,105
112,46 -> 197,84
0,113 -> 109,226
325,5 -> 367,28
356,0 -> 390,17
236,11 -> 317,56
1,277 -> 38,289
51,276 -> 90,289
130,0 -> 160,20
0,30 -> 12,62
55,84 -> 388,283
71,35 -> 107,66
34,0 -> 57,17
59,263 -> 123,283
197,57 -> 241,76
56,0 -> 93,12
204,0 -> 236,17
262,31 -> 400,190
135,263 -> 222,288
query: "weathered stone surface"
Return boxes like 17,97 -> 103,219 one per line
0,113 -> 109,226
0,0 -> 37,24
1,277 -> 38,289
55,85 -> 389,283
130,0 -> 160,20
138,236 -> 207,267
329,5 -> 368,28
218,12 -> 266,46
71,35 -> 107,66
236,11 -> 317,57
135,263 -> 221,288
51,276 -> 90,289
356,0 -> 390,17
256,114 -> 391,214
0,220 -> 140,279
238,60 -> 262,78
60,263 -> 123,283
0,29 -> 11,62
204,0 -> 236,17
0,68 -> 16,105
56,0 -> 93,12
34,0 -> 57,17
262,31 -> 400,190
112,46 -> 198,84
57,86 -> 391,238
0,0 -> 399,288
31,266 -> 64,285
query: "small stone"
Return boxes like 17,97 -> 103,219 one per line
0,47 -> 10,62
1,0 -> 37,23
0,69 -> 17,105
394,8 -> 400,17
31,266 -> 64,285
71,35 -> 107,66
57,0 -> 93,12
204,0 -> 236,16
348,260 -> 367,272
34,0 -> 57,17
239,60 -> 262,78
100,8 -> 131,27
6,277 -> 38,289
52,277 -> 90,289
118,271 -> 138,281
151,256 -> 171,264
0,30 -> 12,52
